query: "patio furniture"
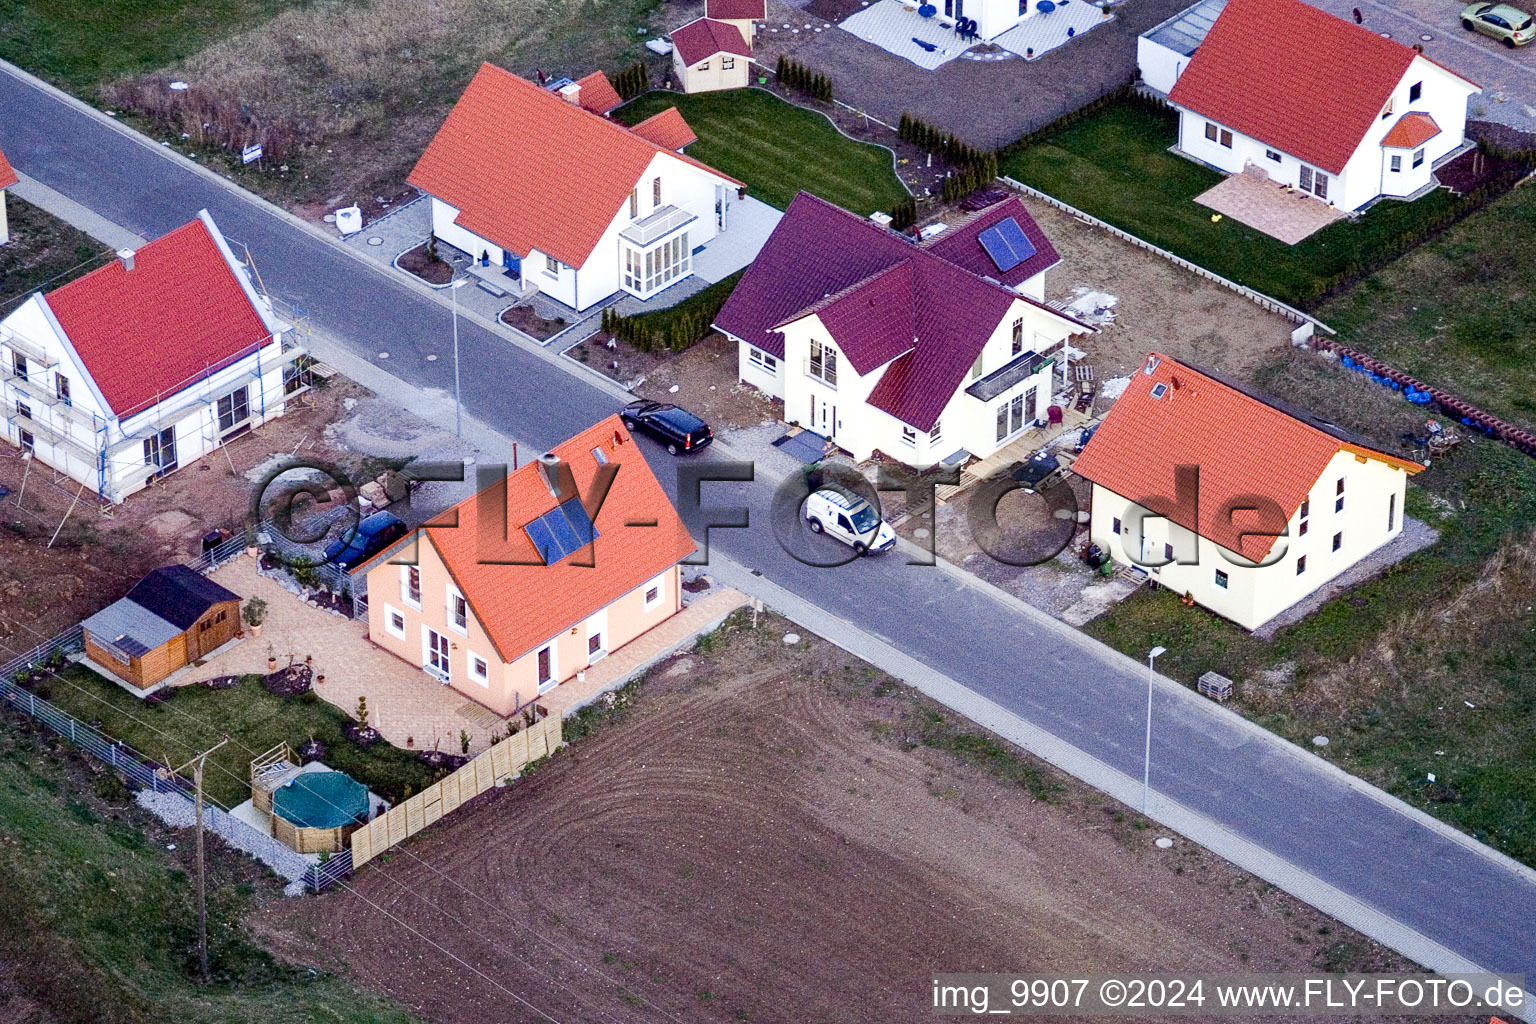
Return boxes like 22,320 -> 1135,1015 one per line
918,3 -> 936,15
1047,404 -> 1064,425
913,36 -> 938,49
1037,0 -> 1055,11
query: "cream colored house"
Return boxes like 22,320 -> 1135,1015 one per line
360,416 -> 696,717
1073,353 -> 1423,631
671,18 -> 751,94
716,192 -> 1089,468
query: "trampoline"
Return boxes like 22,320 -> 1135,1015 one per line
271,770 -> 369,853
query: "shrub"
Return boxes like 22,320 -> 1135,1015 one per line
242,598 -> 268,628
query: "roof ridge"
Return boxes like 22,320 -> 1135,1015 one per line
772,257 -> 914,329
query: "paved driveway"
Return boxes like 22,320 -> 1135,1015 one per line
1302,0 -> 1536,130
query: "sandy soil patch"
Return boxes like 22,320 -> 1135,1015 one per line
570,330 -> 780,431
264,612 -> 1432,1024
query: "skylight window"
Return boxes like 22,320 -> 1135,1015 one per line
1150,382 -> 1169,399
523,498 -> 599,566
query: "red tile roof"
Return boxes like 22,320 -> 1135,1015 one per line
671,18 -> 750,66
1380,111 -> 1440,149
0,144 -> 17,190
717,192 -> 1088,432
630,107 -> 699,151
924,197 -> 1060,289
706,0 -> 766,19
416,416 -> 696,663
575,70 -> 623,115
408,64 -> 739,269
43,214 -> 275,419
1167,0 -> 1469,175
1071,353 -> 1421,561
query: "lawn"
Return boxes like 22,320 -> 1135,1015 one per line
1085,348 -> 1536,865
0,0 -> 312,95
1318,180 -> 1536,432
44,664 -> 446,808
613,88 -> 910,216
0,723 -> 419,1023
0,198 -> 110,311
999,100 -> 1466,308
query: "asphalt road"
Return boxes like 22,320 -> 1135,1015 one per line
2,62 -> 1533,992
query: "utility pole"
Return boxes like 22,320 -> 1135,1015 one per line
170,737 -> 230,984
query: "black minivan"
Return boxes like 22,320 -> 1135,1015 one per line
621,399 -> 714,455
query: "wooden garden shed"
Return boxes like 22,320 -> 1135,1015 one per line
82,565 -> 241,689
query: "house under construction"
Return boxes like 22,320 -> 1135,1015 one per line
0,209 -> 310,507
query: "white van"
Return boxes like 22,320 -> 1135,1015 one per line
804,485 -> 896,555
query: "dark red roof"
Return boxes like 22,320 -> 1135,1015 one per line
671,18 -> 750,66
1167,0 -> 1469,175
0,144 -> 17,190
716,192 -> 1085,432
44,215 -> 275,419
925,197 -> 1060,289
706,0 -> 766,18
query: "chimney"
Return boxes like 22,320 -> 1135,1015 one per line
537,452 -> 575,502
117,248 -> 136,272
559,81 -> 581,106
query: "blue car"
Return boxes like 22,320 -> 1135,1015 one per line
324,511 -> 408,572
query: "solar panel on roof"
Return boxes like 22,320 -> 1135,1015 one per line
523,498 -> 599,566
977,217 -> 1037,273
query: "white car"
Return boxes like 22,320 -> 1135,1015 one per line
804,485 -> 897,555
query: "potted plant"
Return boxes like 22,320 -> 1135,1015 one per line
266,645 -> 278,672
1101,2 -> 1112,16
243,597 -> 268,638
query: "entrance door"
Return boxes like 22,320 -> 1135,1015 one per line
503,251 -> 521,280
819,402 -> 836,439
425,628 -> 451,683
536,645 -> 556,694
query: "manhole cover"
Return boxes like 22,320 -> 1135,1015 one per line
1420,32 -> 1433,40
1312,735 -> 1329,747
783,632 -> 800,645
1155,837 -> 1174,849
1379,30 -> 1391,37
914,528 -> 930,538
366,236 -> 384,246
426,354 -> 438,361
378,351 -> 390,359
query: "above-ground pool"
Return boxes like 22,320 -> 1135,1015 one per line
271,770 -> 369,853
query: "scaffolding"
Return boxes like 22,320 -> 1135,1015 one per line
0,243 -> 312,510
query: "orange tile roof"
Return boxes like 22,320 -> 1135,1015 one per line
1072,353 -> 1421,561
672,18 -> 751,65
43,214 -> 276,419
575,70 -> 623,115
408,64 -> 740,269
1380,111 -> 1441,150
630,107 -> 699,151
1167,0 -> 1473,175
415,415 -> 696,663
0,144 -> 16,190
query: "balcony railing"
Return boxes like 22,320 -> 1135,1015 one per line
620,205 -> 697,247
803,358 -> 838,389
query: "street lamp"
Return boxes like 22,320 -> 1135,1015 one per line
449,277 -> 467,437
1143,645 -> 1166,815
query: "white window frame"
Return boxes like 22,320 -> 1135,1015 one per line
1214,569 -> 1229,589
217,384 -> 250,434
901,426 -> 917,447
536,642 -> 558,693
722,56 -> 735,70
446,583 -> 469,635
748,346 -> 778,372
468,650 -> 490,688
400,565 -> 422,610
545,254 -> 561,277
1412,148 -> 1425,169
586,609 -> 609,664
384,604 -> 408,640
1390,154 -> 1402,172
423,626 -> 451,683
643,571 -> 667,612
929,420 -> 942,444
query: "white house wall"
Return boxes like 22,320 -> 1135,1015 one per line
1137,36 -> 1189,95
1088,448 -> 1410,630
734,336 -> 784,398
0,188 -> 9,246
430,151 -> 729,312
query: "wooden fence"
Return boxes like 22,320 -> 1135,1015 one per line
350,714 -> 562,866
998,176 -> 1335,335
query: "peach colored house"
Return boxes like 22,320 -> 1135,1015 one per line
361,416 -> 696,717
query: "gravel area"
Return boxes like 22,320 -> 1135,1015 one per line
136,789 -> 315,883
